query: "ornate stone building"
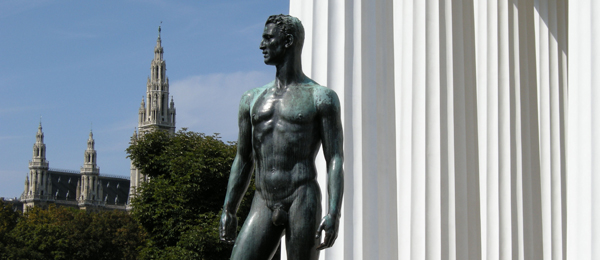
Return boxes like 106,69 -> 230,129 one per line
128,26 -> 176,207
18,26 -> 175,213
19,124 -> 130,212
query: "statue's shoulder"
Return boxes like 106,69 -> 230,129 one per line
242,81 -> 273,99
308,82 -> 340,108
239,80 -> 274,111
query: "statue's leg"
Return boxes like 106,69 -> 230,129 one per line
231,194 -> 285,260
284,182 -> 322,260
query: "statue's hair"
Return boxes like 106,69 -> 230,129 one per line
265,14 -> 305,50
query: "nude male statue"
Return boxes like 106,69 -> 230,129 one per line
219,14 -> 344,260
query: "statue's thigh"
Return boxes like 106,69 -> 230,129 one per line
231,196 -> 284,260
285,187 -> 322,260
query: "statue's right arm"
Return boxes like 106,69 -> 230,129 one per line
220,91 -> 255,243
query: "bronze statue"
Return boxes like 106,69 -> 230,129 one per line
219,14 -> 344,260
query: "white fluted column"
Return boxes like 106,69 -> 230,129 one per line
568,1 -> 600,259
289,0 -> 568,259
290,1 -> 399,259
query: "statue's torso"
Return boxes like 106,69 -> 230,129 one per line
250,82 -> 323,205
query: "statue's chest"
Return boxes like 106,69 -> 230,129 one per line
251,89 -> 316,125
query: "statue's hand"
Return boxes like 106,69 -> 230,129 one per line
219,210 -> 238,244
315,214 -> 340,250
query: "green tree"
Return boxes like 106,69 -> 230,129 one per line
2,205 -> 146,260
0,201 -> 19,236
0,200 -> 20,259
127,129 -> 254,259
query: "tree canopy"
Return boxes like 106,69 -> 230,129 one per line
127,129 -> 254,259
0,129 -> 252,260
0,202 -> 146,260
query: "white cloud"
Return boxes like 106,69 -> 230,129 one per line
170,71 -> 272,141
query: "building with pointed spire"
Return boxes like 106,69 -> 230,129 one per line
16,27 -> 173,212
129,26 -> 176,207
21,123 -> 52,209
76,131 -> 104,211
138,26 -> 176,134
19,124 -> 130,212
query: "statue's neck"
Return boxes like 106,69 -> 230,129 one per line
275,54 -> 305,89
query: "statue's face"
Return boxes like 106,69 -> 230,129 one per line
260,23 -> 286,65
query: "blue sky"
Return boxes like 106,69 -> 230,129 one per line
0,1 -> 289,198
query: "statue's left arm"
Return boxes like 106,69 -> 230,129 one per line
315,88 -> 344,250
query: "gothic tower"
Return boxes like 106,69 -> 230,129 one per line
22,123 -> 52,210
138,26 -> 176,134
129,26 -> 176,207
77,131 -> 103,211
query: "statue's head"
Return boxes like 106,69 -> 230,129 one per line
261,14 -> 304,65
265,14 -> 305,50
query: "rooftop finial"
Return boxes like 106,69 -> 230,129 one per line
158,21 -> 162,38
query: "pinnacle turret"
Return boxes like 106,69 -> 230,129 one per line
81,131 -> 99,175
31,122 -> 47,163
24,123 -> 50,203
36,122 -> 44,143
87,131 -> 95,150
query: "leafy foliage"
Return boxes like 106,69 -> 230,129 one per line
0,201 -> 19,239
127,129 -> 254,259
0,203 -> 146,260
0,201 -> 20,259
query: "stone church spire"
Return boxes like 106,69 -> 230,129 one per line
130,26 -> 177,209
138,25 -> 176,134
